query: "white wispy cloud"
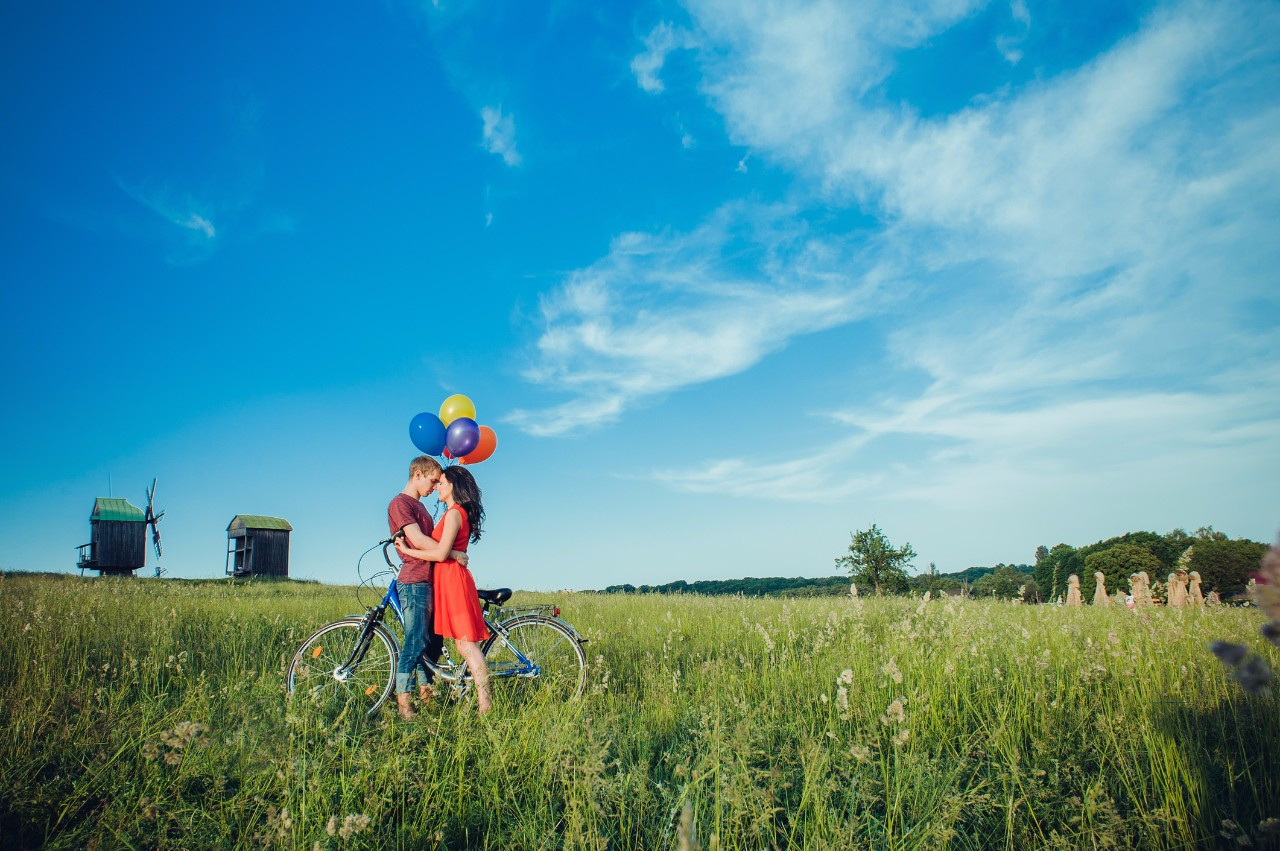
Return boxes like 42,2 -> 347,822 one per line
627,0 -> 1280,506
632,21 -> 697,93
506,204 -> 892,436
646,433 -> 884,501
997,0 -> 1031,64
112,178 -> 222,264
118,180 -> 218,240
480,105 -> 521,166
180,212 -> 217,238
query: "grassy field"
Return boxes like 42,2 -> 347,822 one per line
1,573 -> 1277,850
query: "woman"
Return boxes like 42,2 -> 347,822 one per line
395,464 -> 491,714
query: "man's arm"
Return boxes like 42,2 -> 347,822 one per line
395,512 -> 461,562
398,522 -> 468,566
401,522 -> 433,549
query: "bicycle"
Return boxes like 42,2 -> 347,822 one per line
286,538 -> 587,721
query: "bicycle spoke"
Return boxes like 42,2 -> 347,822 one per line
484,617 -> 585,705
287,619 -> 397,722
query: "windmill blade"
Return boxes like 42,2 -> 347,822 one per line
146,478 -> 163,559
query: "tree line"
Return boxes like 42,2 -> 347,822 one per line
596,523 -> 1269,600
1032,526 -> 1266,602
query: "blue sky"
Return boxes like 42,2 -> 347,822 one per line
2,0 -> 1277,590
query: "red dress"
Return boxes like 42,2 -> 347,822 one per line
432,505 -> 490,642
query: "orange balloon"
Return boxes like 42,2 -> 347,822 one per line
460,425 -> 497,464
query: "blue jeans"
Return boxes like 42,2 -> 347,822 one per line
396,580 -> 443,694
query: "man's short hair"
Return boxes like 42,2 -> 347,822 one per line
410,455 -> 443,478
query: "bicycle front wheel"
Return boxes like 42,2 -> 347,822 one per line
287,618 -> 398,721
483,615 -> 586,704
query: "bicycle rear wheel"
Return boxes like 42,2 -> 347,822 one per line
287,618 -> 398,721
483,615 -> 586,704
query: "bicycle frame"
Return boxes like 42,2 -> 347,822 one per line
346,580 -> 543,688
289,541 -> 587,715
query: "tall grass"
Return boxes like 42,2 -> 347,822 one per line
1,573 -> 1276,849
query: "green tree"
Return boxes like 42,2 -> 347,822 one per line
836,524 -> 915,595
1188,539 -> 1268,595
1084,544 -> 1162,600
971,566 -> 1027,599
1035,544 -> 1082,602
1077,531 -> 1182,573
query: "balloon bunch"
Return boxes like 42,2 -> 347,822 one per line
409,394 -> 498,465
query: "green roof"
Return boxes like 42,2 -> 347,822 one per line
91,498 -> 145,522
228,515 -> 293,532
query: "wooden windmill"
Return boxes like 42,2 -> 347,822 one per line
77,478 -> 164,576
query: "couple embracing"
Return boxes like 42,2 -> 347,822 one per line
386,455 -> 490,719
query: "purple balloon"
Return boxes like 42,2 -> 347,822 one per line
445,417 -> 480,457
410,412 -> 447,455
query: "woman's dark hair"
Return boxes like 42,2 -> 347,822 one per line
442,465 -> 484,543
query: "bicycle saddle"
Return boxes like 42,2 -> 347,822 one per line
477,588 -> 513,605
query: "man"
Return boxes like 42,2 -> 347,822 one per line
387,455 -> 467,720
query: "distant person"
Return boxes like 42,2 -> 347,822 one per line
388,455 -> 468,721
396,464 -> 492,714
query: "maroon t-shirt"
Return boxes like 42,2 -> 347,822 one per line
387,493 -> 435,584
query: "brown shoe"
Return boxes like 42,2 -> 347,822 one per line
395,692 -> 416,720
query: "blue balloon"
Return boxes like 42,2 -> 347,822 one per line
445,417 -> 480,457
409,412 -> 447,455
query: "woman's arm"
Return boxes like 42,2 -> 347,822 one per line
395,510 -> 461,562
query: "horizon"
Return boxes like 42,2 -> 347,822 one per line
2,0 -> 1277,591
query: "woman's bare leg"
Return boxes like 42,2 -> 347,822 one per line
456,640 -> 491,714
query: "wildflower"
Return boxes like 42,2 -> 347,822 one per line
880,698 -> 906,726
141,741 -> 160,761
676,802 -> 700,851
850,744 -> 871,762
836,686 -> 850,715
891,728 -> 910,747
338,814 -> 371,840
173,720 -> 206,742
881,658 -> 903,685
164,752 -> 181,766
837,668 -> 854,685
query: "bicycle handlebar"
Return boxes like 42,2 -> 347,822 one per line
380,532 -> 403,568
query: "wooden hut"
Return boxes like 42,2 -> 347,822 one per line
226,515 -> 292,577
77,498 -> 146,575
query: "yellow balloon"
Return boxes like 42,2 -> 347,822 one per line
439,394 -> 476,426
